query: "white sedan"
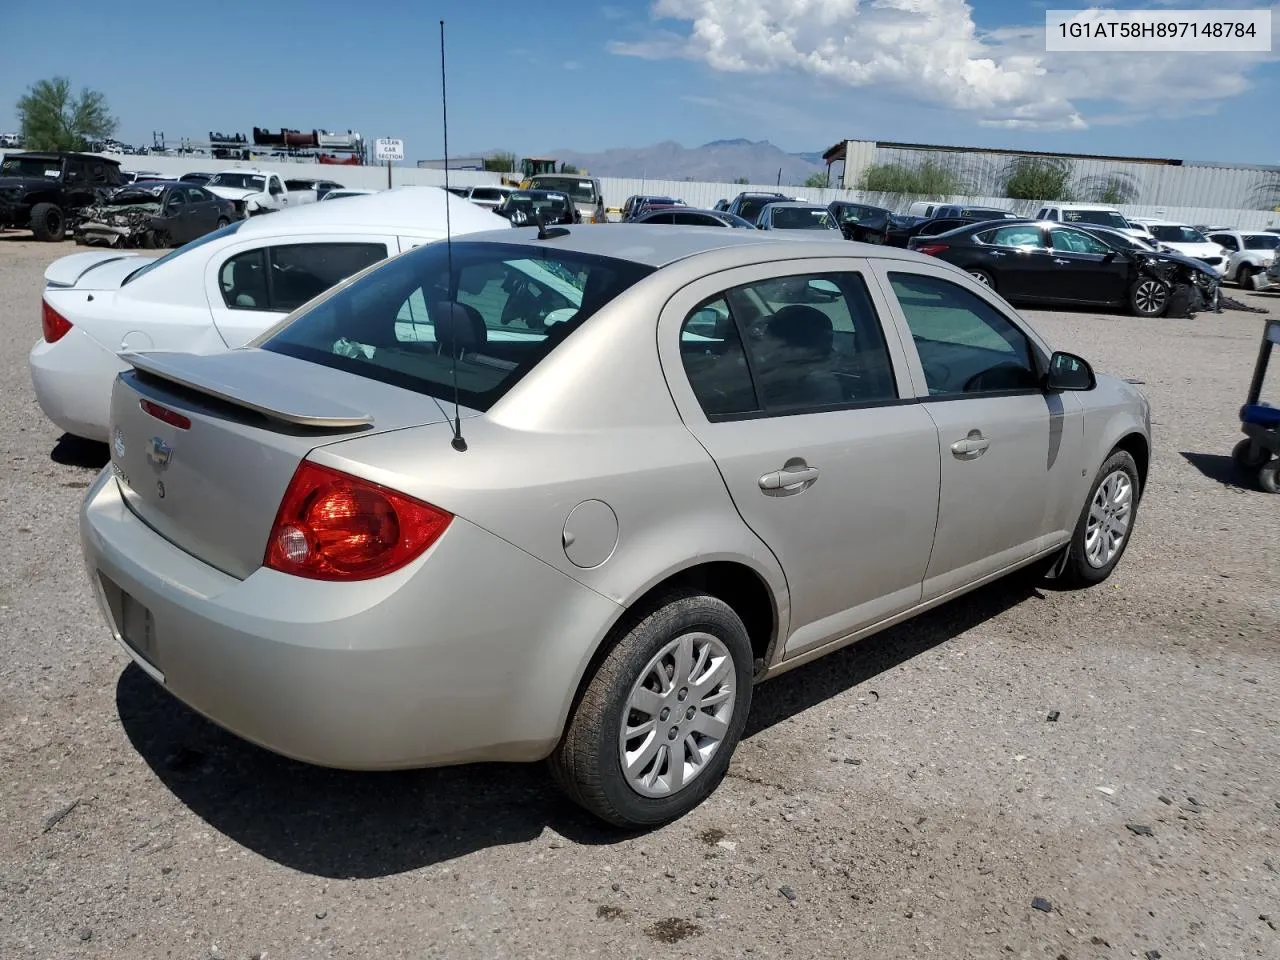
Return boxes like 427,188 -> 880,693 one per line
29,187 -> 507,443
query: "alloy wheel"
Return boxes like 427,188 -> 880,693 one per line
1084,470 -> 1133,568
618,631 -> 737,798
1134,279 -> 1167,315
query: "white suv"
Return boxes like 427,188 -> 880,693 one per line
1206,230 -> 1279,288
1035,203 -> 1147,238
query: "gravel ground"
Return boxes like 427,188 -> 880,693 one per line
1,235 -> 1277,960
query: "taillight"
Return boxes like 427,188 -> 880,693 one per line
264,461 -> 452,581
42,299 -> 72,343
140,398 -> 191,430
914,244 -> 949,256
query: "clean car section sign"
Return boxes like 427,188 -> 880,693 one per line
375,139 -> 405,162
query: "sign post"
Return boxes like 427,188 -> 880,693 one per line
375,138 -> 404,190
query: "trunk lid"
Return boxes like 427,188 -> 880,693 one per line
108,348 -> 451,579
44,251 -> 151,289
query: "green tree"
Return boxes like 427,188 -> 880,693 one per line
483,151 -> 517,173
16,77 -> 117,152
1001,157 -> 1073,201
803,171 -> 829,188
857,160 -> 961,197
733,176 -> 749,184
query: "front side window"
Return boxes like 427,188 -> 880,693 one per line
679,272 -> 898,418
164,190 -> 186,212
1061,208 -> 1129,230
1049,227 -> 1111,254
1210,233 -> 1239,251
889,272 -> 1041,397
261,242 -> 654,411
218,242 -> 387,312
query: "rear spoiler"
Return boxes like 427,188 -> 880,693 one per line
121,350 -> 374,430
44,251 -> 144,288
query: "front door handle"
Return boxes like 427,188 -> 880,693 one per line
1053,258 -> 1069,265
759,465 -> 820,491
950,430 -> 991,460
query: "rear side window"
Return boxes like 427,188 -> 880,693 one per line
218,242 -> 387,312
981,225 -> 1045,248
261,241 -> 654,411
888,272 -> 1040,397
679,272 -> 899,419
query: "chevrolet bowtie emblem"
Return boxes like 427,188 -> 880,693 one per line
147,436 -> 173,470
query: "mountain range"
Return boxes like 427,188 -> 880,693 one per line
480,139 -> 830,185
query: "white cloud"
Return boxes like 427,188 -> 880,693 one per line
608,0 -> 1279,129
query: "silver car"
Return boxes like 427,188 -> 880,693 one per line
80,225 -> 1151,828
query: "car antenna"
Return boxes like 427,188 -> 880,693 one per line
440,19 -> 466,453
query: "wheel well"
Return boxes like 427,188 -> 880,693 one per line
1114,432 -> 1150,492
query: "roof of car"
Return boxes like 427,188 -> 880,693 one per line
4,151 -> 121,165
452,222 -> 940,268
231,185 -> 507,236
762,201 -> 828,209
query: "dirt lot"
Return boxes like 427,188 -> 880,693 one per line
0,235 -> 1277,960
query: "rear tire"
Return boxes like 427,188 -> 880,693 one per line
549,590 -> 754,828
1057,450 -> 1141,588
1129,278 -> 1169,317
1232,437 -> 1270,472
29,203 -> 65,242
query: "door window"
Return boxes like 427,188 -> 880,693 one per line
185,186 -> 210,203
218,242 -> 387,311
165,190 -> 187,213
1210,233 -> 1238,251
1049,227 -> 1111,254
888,272 -> 1041,397
679,272 -> 899,418
980,225 -> 1045,248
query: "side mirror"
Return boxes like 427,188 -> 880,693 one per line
1103,251 -> 1116,263
1045,351 -> 1096,391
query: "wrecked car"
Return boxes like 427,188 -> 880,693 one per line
73,181 -> 239,249
907,218 -> 1221,318
0,151 -> 125,241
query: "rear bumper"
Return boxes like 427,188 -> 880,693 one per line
28,328 -> 127,442
79,469 -> 622,770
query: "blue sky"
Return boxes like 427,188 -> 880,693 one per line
2,0 -> 1277,164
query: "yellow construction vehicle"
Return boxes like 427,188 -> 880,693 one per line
499,157 -> 590,189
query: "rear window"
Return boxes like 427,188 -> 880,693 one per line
260,241 -> 655,411
122,219 -> 245,284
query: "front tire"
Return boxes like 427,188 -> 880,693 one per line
1232,437 -> 1271,472
550,591 -> 754,828
1259,460 -> 1280,494
1057,449 -> 1142,587
1236,265 -> 1253,289
1130,277 -> 1169,317
29,202 -> 65,242
967,268 -> 995,288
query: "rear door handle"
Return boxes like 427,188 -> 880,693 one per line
950,431 -> 990,459
759,465 -> 820,490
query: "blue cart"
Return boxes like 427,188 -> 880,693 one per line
1233,317 -> 1280,493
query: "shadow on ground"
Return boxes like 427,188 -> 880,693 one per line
50,434 -> 109,469
1179,450 -> 1259,491
116,575 -> 1041,878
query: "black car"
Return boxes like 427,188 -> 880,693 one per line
72,180 -> 238,249
494,189 -> 577,226
0,151 -> 125,240
908,219 -> 1219,317
827,201 -> 893,242
886,211 -> 1020,248
630,206 -> 756,228
725,191 -> 792,225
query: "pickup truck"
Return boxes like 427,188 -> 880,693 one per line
0,151 -> 126,240
203,169 -> 317,217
